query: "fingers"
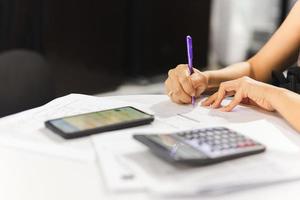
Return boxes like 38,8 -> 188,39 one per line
167,70 -> 192,104
190,72 -> 207,89
166,64 -> 206,104
201,80 -> 240,109
174,65 -> 204,96
191,73 -> 207,97
170,78 -> 191,104
164,64 -> 209,104
201,92 -> 218,106
195,86 -> 206,98
211,85 -> 227,108
220,91 -> 243,112
171,65 -> 208,97
176,71 -> 195,97
200,76 -> 266,112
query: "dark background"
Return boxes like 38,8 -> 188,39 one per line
0,0 -> 290,116
0,0 -> 211,96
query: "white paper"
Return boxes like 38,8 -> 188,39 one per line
228,120 -> 299,153
1,93 -> 300,197
91,116 -> 181,192
0,94 -> 139,162
93,120 -> 300,197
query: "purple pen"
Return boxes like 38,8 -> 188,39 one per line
186,35 -> 195,106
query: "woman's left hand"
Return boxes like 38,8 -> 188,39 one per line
201,76 -> 279,112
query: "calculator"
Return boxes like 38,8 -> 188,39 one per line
133,127 -> 265,165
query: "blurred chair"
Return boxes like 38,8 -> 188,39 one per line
0,50 -> 54,117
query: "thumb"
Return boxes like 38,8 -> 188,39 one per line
190,72 -> 207,89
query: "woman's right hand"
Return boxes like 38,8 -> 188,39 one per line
165,64 -> 209,104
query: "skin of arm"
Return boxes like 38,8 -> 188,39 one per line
166,2 -> 300,131
204,1 -> 300,90
269,87 -> 300,132
165,1 -> 300,105
201,76 -> 300,132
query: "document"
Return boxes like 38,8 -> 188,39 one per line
1,93 -> 299,197
90,96 -> 300,195
0,94 -> 139,162
92,119 -> 300,197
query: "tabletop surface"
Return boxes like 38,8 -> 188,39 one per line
0,94 -> 299,200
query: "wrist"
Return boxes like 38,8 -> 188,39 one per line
200,71 -> 219,95
267,86 -> 288,111
203,71 -> 217,89
202,71 -> 210,85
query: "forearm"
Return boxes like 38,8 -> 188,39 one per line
269,88 -> 300,132
203,61 -> 252,92
203,0 -> 300,93
248,1 -> 300,82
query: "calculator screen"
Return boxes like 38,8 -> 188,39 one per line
147,135 -> 202,158
49,107 -> 152,133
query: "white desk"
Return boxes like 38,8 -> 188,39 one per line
0,94 -> 300,200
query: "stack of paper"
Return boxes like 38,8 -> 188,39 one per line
92,120 -> 300,197
0,94 -> 139,162
0,93 -> 299,197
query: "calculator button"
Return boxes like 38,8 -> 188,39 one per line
221,134 -> 228,138
174,127 -> 264,159
229,143 -> 238,148
206,141 -> 215,146
214,135 -> 221,140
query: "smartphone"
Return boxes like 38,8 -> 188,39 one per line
45,106 -> 154,139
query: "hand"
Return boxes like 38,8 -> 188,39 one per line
165,64 -> 209,104
201,76 -> 277,112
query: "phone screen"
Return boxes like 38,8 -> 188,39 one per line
48,107 -> 152,133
